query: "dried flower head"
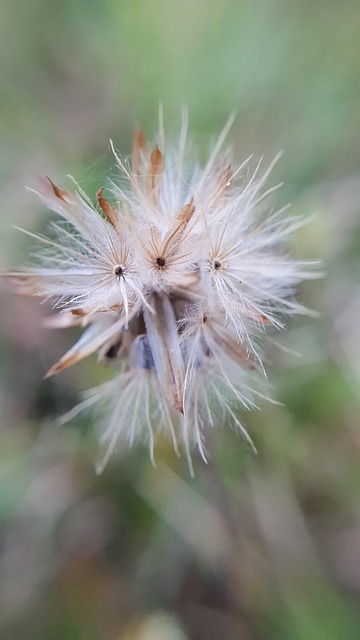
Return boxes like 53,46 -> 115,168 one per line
6,114 -> 316,474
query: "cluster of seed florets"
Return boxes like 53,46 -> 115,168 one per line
5,119 -> 315,472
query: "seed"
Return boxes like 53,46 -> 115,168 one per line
156,257 -> 166,268
114,265 -> 123,276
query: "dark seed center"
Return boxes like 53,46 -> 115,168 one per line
213,260 -> 221,270
114,265 -> 124,276
156,257 -> 166,268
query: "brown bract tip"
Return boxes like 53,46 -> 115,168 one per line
46,177 -> 67,201
71,308 -> 87,316
96,187 -> 117,228
248,310 -> 273,325
161,198 -> 195,255
132,128 -> 148,175
177,197 -> 195,226
146,145 -> 164,198
44,351 -> 82,378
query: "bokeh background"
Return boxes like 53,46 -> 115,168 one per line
1,1 -> 360,638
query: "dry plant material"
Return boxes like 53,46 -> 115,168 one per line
4,115 -> 317,474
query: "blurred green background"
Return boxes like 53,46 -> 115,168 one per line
1,1 -> 360,638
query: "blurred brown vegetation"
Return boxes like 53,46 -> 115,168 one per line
1,1 -> 360,638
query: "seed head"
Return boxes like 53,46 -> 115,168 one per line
5,114 -> 317,474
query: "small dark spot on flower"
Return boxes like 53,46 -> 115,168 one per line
213,260 -> 221,270
114,265 -> 124,276
156,257 -> 166,268
105,336 -> 123,359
